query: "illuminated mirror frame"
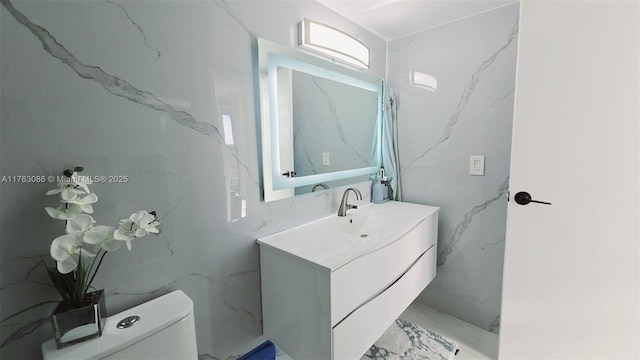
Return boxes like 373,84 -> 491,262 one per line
257,38 -> 383,199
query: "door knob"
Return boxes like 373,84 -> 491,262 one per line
514,191 -> 551,205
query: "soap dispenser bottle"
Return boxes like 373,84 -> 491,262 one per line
372,178 -> 385,203
372,168 -> 387,204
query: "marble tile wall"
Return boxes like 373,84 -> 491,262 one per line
387,3 -> 519,334
0,1 -> 385,359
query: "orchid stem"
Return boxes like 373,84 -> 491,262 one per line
87,251 -> 108,290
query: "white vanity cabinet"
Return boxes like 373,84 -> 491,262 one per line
257,201 -> 439,359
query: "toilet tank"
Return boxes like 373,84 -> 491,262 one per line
42,290 -> 198,360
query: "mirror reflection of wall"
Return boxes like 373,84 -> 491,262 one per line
291,70 -> 378,178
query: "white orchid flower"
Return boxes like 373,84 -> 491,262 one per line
46,172 -> 91,201
113,219 -> 136,250
99,233 -> 124,252
50,234 -> 96,274
83,225 -> 114,246
46,184 -> 84,202
45,204 -> 82,220
131,210 -> 160,237
63,193 -> 98,213
69,171 -> 92,194
65,214 -> 96,240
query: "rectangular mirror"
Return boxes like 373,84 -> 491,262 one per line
257,38 -> 383,202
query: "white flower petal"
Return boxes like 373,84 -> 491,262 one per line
79,204 -> 94,214
75,182 -> 90,194
78,247 -> 97,258
100,237 -> 123,252
66,204 -> 82,218
84,225 -> 113,244
125,240 -> 132,251
45,207 -> 66,220
66,214 -> 95,234
82,193 -> 98,204
64,193 -> 98,205
50,235 -> 75,261
113,228 -> 135,241
129,211 -> 147,223
47,205 -> 82,221
134,228 -> 148,237
60,187 -> 79,202
57,255 -> 78,274
46,188 -> 63,195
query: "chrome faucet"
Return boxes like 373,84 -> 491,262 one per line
337,188 -> 362,216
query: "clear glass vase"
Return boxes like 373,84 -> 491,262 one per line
50,289 -> 107,349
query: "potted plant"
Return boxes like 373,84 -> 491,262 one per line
44,167 -> 159,348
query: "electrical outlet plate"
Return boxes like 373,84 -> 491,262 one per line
470,155 -> 485,175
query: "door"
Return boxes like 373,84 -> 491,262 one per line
500,1 -> 639,359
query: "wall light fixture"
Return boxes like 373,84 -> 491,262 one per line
411,70 -> 438,92
298,18 -> 370,69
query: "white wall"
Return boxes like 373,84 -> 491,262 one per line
387,3 -> 519,333
0,1 -> 385,359
500,1 -> 639,358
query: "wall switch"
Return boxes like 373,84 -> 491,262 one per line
322,152 -> 330,166
470,155 -> 485,175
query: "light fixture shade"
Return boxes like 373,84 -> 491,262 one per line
299,18 -> 370,69
411,70 -> 438,92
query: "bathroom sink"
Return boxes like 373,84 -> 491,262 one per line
257,200 -> 440,359
258,200 -> 439,270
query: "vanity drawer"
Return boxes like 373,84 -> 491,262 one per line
331,246 -> 436,360
329,214 -> 437,326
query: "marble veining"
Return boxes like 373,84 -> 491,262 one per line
437,176 -> 509,266
189,273 -> 260,324
0,255 -> 46,291
311,77 -> 369,165
402,18 -> 519,172
254,202 -> 296,233
487,89 -> 515,112
212,0 -> 257,41
1,316 -> 49,349
479,238 -> 505,250
107,280 -> 180,298
294,130 -> 319,174
0,0 -> 260,189
106,0 -> 161,62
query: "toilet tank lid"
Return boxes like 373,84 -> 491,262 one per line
41,290 -> 194,360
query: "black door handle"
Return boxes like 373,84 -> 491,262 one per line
514,191 -> 551,205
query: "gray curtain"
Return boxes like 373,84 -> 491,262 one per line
382,82 -> 402,201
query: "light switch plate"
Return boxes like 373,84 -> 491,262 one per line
470,155 -> 485,175
322,152 -> 330,166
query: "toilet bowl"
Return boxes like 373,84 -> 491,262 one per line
42,290 -> 198,359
